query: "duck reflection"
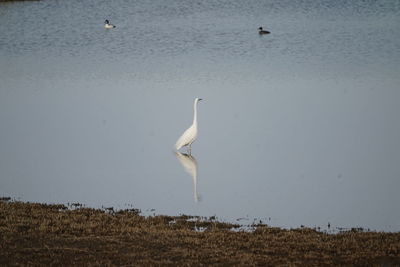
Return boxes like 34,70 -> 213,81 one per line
175,152 -> 200,202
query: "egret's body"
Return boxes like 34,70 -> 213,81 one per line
175,98 -> 202,153
258,26 -> 270,35
104,20 -> 116,29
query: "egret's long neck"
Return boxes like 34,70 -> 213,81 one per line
193,100 -> 198,126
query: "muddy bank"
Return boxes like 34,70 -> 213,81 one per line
0,200 -> 399,266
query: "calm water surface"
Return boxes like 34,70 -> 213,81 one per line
1,0 -> 400,231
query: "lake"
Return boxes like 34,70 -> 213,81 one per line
1,0 -> 399,232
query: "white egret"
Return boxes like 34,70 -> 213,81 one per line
104,20 -> 116,29
175,98 -> 202,154
258,26 -> 270,35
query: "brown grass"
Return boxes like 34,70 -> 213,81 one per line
1,200 -> 399,266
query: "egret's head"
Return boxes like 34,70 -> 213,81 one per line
196,98 -> 203,102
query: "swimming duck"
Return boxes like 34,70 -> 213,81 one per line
104,20 -> 116,29
258,27 -> 270,35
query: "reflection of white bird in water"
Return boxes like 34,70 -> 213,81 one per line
175,98 -> 202,154
175,152 -> 200,202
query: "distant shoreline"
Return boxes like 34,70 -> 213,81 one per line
1,199 -> 399,265
0,0 -> 39,2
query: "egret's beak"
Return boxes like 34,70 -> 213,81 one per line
199,98 -> 203,101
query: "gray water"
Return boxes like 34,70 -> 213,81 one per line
1,0 -> 400,231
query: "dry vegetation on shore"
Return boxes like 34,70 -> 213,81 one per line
1,200 -> 399,266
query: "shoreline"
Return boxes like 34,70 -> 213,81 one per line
1,197 -> 385,234
1,199 -> 399,265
